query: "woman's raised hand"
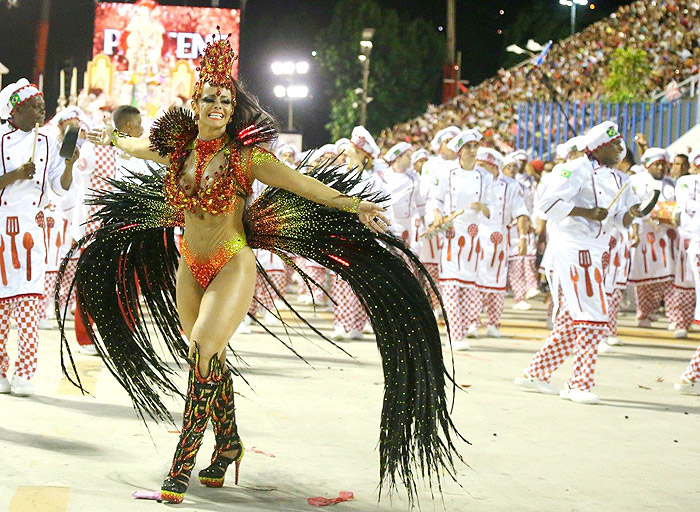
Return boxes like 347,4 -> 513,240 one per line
358,201 -> 391,233
86,124 -> 114,146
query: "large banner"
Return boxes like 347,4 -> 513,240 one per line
88,1 -> 240,117
93,1 -> 240,73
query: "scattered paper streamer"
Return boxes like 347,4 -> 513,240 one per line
132,490 -> 161,501
250,446 -> 276,457
307,491 -> 354,507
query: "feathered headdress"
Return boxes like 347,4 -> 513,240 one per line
193,28 -> 238,103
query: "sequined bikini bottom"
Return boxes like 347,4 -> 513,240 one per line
182,233 -> 248,289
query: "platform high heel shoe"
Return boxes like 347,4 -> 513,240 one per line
160,347 -> 224,504
198,369 -> 245,488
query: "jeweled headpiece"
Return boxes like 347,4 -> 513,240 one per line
193,28 -> 238,103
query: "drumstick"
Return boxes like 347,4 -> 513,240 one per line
29,123 -> 40,163
607,182 -> 629,210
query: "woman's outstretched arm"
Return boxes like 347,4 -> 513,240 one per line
86,125 -> 170,165
250,148 -> 390,233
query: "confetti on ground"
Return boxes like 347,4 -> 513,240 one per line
250,446 -> 276,457
307,491 -> 354,507
132,490 -> 161,501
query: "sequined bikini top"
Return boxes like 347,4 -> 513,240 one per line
150,108 -> 278,217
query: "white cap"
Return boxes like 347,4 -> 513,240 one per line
350,126 -> 380,158
373,158 -> 389,173
445,128 -> 483,153
410,148 -> 430,166
567,136 -> 588,152
274,143 -> 298,160
316,143 -> 337,156
53,106 -> 83,124
0,78 -> 43,120
555,143 -> 570,160
641,147 -> 670,168
335,137 -> 351,153
430,125 -> 460,151
383,142 -> 412,163
503,150 -> 528,167
689,150 -> 700,167
476,147 -> 504,169
585,121 -> 622,152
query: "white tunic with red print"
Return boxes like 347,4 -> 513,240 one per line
537,156 -> 633,325
384,168 -> 423,249
628,171 -> 676,285
0,124 -> 69,299
426,165 -> 494,288
476,173 -> 529,291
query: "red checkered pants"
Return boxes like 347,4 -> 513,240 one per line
39,271 -> 58,321
58,258 -> 78,316
249,270 -> 287,315
440,283 -> 476,341
526,293 -> 606,391
606,289 -> 624,337
508,257 -> 537,303
635,281 -> 672,321
297,266 -> 329,304
681,344 -> 700,382
470,290 -> 505,328
332,277 -> 368,332
666,286 -> 695,331
0,296 -> 42,380
422,263 -> 440,310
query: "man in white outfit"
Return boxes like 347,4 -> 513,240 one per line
0,79 -> 77,396
425,128 -> 492,350
515,121 -> 640,404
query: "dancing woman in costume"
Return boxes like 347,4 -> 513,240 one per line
67,34 -> 464,504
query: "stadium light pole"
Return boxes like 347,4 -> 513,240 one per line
358,28 -> 375,126
559,0 -> 588,36
271,60 -> 309,132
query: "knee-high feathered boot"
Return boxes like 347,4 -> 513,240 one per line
198,369 -> 244,488
160,347 -> 224,504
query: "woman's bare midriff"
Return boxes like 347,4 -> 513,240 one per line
182,206 -> 246,256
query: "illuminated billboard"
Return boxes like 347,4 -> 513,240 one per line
88,0 -> 240,117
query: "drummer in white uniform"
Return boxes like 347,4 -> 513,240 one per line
425,128 -> 492,349
0,79 -> 77,396
628,148 -> 676,327
515,121 -> 640,404
382,142 -> 421,247
470,148 -> 529,339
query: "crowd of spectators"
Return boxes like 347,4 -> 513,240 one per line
377,0 -> 700,153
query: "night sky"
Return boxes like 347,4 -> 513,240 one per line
0,0 -> 627,147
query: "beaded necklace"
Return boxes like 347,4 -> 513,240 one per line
193,135 -> 228,189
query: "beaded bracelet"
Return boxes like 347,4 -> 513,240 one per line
340,196 -> 361,214
110,129 -> 129,148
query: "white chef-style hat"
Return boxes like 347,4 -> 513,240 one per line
0,78 -> 43,120
585,121 -> 622,152
476,147 -> 504,169
350,126 -> 380,158
567,135 -> 588,152
689,149 -> 700,167
641,147 -> 670,168
335,137 -> 351,153
274,143 -> 298,160
383,142 -> 412,163
53,106 -> 83,124
430,125 -> 460,151
445,128 -> 483,153
503,150 -> 527,167
555,143 -> 570,160
410,148 -> 430,166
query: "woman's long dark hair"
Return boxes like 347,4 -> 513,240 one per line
225,78 -> 280,140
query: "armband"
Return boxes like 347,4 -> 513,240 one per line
340,196 -> 361,214
110,129 -> 129,148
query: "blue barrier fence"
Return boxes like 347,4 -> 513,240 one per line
516,99 -> 698,160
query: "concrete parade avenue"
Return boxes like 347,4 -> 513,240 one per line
0,296 -> 698,512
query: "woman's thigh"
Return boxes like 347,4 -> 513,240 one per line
189,247 -> 257,367
176,261 -> 204,342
